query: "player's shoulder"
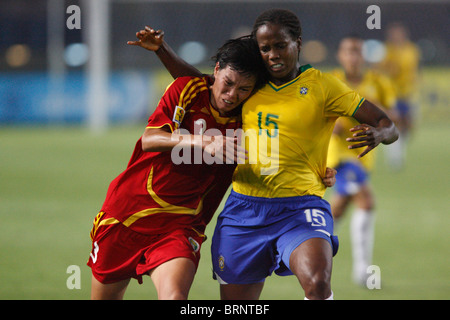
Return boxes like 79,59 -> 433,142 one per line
305,66 -> 341,85
365,69 -> 394,89
165,76 -> 210,109
167,76 -> 209,93
365,69 -> 389,81
328,68 -> 346,81
312,67 -> 350,93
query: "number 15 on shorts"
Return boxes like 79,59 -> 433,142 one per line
304,209 -> 326,227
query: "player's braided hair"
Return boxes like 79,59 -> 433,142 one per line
212,36 -> 268,90
251,8 -> 302,40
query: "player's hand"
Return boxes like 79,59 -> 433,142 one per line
127,26 -> 164,51
203,135 -> 247,164
347,124 -> 384,158
322,167 -> 337,188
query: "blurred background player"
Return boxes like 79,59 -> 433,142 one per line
327,34 -> 397,285
378,22 -> 420,169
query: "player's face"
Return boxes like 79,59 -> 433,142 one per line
255,22 -> 301,85
387,25 -> 408,44
210,63 -> 256,116
338,38 -> 364,75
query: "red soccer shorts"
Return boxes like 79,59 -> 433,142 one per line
87,218 -> 205,284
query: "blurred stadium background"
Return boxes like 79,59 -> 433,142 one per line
0,0 -> 448,299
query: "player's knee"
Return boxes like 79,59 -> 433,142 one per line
302,271 -> 331,300
158,289 -> 189,300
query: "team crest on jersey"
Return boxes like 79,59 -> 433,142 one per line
188,237 -> 200,253
218,255 -> 225,271
172,105 -> 186,129
299,86 -> 309,95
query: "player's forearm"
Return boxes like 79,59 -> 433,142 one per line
142,128 -> 208,153
353,100 -> 399,145
156,42 -> 203,79
376,118 -> 399,145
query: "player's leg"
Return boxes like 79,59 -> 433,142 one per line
330,193 -> 351,220
91,276 -> 130,300
289,237 -> 334,300
149,257 -> 197,300
220,282 -> 264,300
351,183 -> 375,285
88,221 -> 142,300
330,162 -> 357,222
386,99 -> 411,169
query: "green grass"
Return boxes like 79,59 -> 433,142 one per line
0,121 -> 449,300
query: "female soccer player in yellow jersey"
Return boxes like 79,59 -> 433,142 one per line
328,34 -> 397,285
131,8 -> 398,300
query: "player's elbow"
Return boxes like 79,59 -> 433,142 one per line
141,136 -> 155,152
141,129 -> 161,152
141,127 -> 175,152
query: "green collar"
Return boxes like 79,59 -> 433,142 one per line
268,64 -> 313,92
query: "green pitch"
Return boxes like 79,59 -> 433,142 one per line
0,120 -> 448,300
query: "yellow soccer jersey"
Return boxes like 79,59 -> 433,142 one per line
379,41 -> 420,99
327,69 -> 396,171
232,65 -> 364,198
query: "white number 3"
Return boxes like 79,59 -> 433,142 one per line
90,241 -> 99,264
305,209 -> 326,227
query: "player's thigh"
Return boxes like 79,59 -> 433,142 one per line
149,257 -> 197,300
91,275 -> 130,300
211,223 -> 273,284
330,193 -> 352,219
289,237 -> 333,291
353,183 -> 375,210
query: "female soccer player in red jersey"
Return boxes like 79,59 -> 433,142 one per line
88,36 -> 268,299
133,8 -> 398,300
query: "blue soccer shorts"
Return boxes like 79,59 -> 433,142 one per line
334,161 -> 369,196
396,99 -> 413,118
211,190 -> 339,285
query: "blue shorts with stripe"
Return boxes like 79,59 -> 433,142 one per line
334,161 -> 369,196
211,190 -> 339,284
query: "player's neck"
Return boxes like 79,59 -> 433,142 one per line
269,64 -> 302,87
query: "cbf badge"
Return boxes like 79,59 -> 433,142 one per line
300,86 -> 309,95
218,255 -> 225,271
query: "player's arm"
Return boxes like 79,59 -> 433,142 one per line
127,26 -> 203,79
142,127 -> 246,163
349,100 -> 399,158
142,126 -> 189,152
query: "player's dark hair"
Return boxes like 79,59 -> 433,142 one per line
212,36 -> 268,91
251,8 -> 302,40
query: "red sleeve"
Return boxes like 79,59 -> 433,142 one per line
146,76 -> 207,132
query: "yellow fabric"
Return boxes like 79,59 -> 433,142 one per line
379,41 -> 420,99
232,65 -> 364,198
327,69 -> 396,170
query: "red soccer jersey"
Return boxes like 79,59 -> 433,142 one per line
97,76 -> 241,236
